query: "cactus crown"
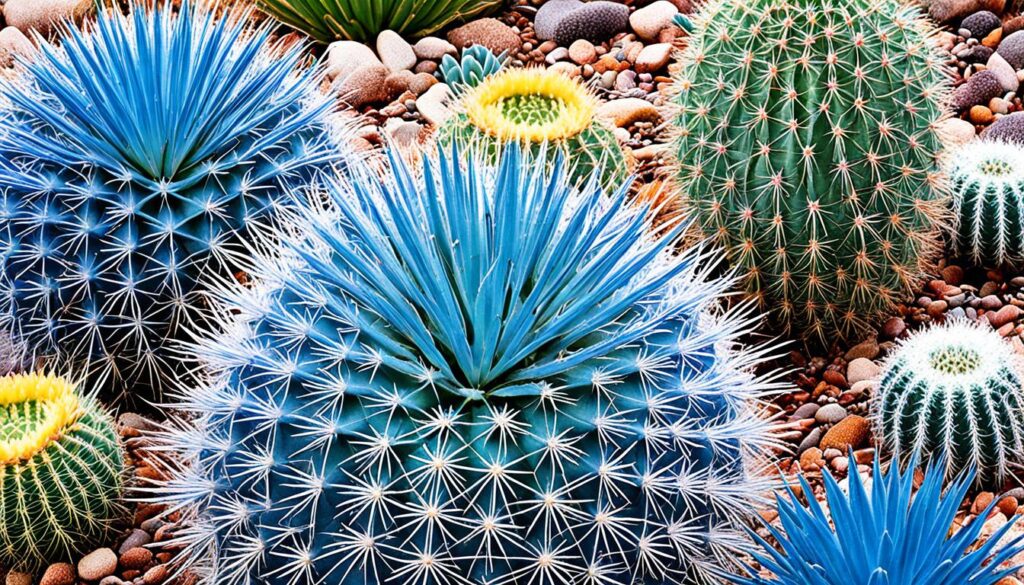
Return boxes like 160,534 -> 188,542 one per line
949,139 -> 1024,268
728,455 -> 1024,585
874,320 -> 1024,485
673,0 -> 950,341
0,1 -> 343,396
463,68 -> 597,142
154,145 -> 784,585
0,372 -> 124,569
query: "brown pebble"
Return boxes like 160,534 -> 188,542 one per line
982,27 -> 1003,48
989,305 -> 1022,328
120,547 -> 153,571
941,265 -> 964,286
5,572 -> 32,585
999,496 -> 1019,517
40,563 -> 76,585
143,565 -> 169,585
973,491 -> 995,515
970,105 -> 995,124
799,447 -> 825,472
820,415 -> 870,452
927,300 -> 948,319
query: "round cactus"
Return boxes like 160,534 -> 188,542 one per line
154,144 -> 784,585
0,372 -> 124,569
441,67 -> 629,187
255,0 -> 505,43
0,2 -> 345,397
949,139 -> 1024,268
672,0 -> 951,341
874,320 -> 1024,485
440,45 -> 507,96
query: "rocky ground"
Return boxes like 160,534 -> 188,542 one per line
4,0 -> 1024,582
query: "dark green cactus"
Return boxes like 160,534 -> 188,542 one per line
0,373 -> 124,569
673,0 -> 951,341
874,320 -> 1024,486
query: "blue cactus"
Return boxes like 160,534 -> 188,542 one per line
154,144 -> 786,585
729,455 -> 1024,585
0,2 -> 345,396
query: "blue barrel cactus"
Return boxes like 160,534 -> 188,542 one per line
155,145 -> 784,585
0,2 -> 344,396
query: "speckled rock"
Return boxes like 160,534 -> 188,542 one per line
325,40 -> 382,82
416,82 -> 452,126
335,64 -> 391,108
952,70 -> 1004,110
987,52 -> 1019,92
982,111 -> 1024,144
634,42 -> 673,73
535,0 -> 584,41
820,415 -> 871,452
553,1 -> 630,46
376,30 -> 417,73
447,18 -> 522,55
4,0 -> 94,36
997,30 -> 1024,69
629,0 -> 679,42
939,117 -> 979,146
78,548 -> 117,582
596,97 -> 661,127
412,36 -> 457,60
0,26 -> 33,67
39,563 -> 75,585
5,572 -> 31,585
925,0 -> 1005,23
962,10 -> 1002,38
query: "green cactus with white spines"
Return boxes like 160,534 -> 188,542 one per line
874,320 -> 1024,486
673,0 -> 951,341
0,373 -> 124,569
949,139 -> 1024,268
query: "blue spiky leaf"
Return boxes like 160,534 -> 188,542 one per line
728,455 -> 1024,585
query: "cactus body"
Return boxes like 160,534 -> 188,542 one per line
154,145 -> 783,585
442,67 -> 628,187
0,373 -> 124,570
673,0 -> 950,341
874,320 -> 1024,485
729,455 -> 1024,585
256,0 -> 504,42
949,139 -> 1024,268
440,45 -> 507,96
0,2 -> 343,396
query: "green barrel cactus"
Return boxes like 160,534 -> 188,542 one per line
949,139 -> 1024,268
256,0 -> 505,43
673,0 -> 951,341
441,67 -> 628,187
0,372 -> 124,569
874,320 -> 1024,485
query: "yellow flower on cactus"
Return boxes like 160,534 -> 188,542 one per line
0,373 -> 81,464
0,372 -> 124,569
463,68 -> 598,142
442,67 -> 629,187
